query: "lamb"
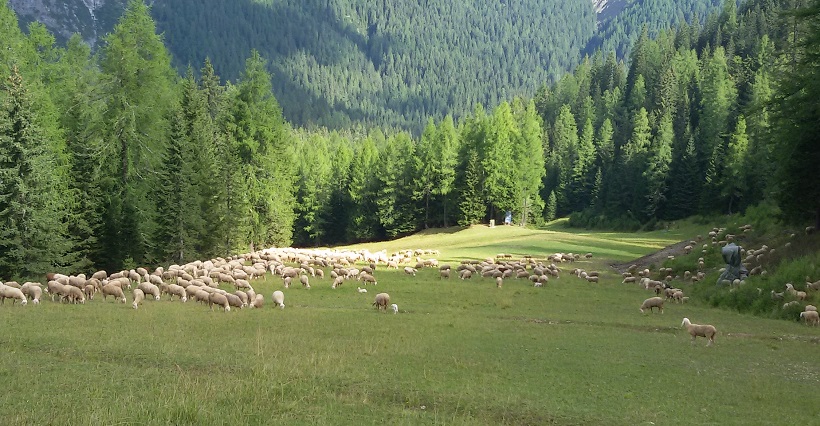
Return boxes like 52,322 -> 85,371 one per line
0,283 -> 27,305
799,310 -> 819,326
640,297 -> 664,314
20,282 -> 42,304
272,290 -> 285,309
391,303 -> 398,314
101,283 -> 127,303
681,318 -> 717,346
132,288 -> 144,309
373,293 -> 390,311
357,287 -> 368,293
495,277 -> 503,288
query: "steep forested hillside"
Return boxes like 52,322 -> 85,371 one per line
10,0 -> 728,132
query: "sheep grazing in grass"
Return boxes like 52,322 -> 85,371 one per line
391,303 -> 398,314
226,293 -> 245,309
640,297 -> 664,314
459,269 -> 472,279
137,282 -> 160,300
805,305 -> 817,312
66,285 -> 85,304
800,310 -> 819,326
20,282 -> 42,304
681,318 -> 717,346
299,275 -> 311,289
101,283 -> 127,303
250,294 -> 264,308
440,269 -> 450,279
0,283 -> 27,306
166,284 -> 187,302
208,293 -> 231,312
496,277 -> 503,288
272,290 -> 285,309
132,289 -> 144,309
373,293 -> 390,311
404,267 -> 417,276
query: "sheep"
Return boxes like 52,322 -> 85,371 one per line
495,276 -> 503,288
46,280 -> 66,302
640,297 -> 664,314
66,285 -> 86,304
250,294 -> 264,308
101,283 -> 127,303
373,293 -> 390,311
132,288 -> 145,309
681,318 -> 717,346
359,273 -> 377,286
192,289 -> 211,304
209,293 -> 231,312
391,303 -> 398,314
799,310 -> 819,326
166,284 -> 188,302
459,269 -> 473,279
357,287 -> 368,293
805,305 -> 818,312
20,282 -> 42,304
585,276 -> 599,283
403,267 -> 417,276
83,284 -> 96,300
272,290 -> 285,309
137,282 -> 161,300
226,293 -> 245,309
0,283 -> 27,306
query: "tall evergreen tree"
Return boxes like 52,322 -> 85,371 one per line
99,0 -> 177,267
0,66 -> 72,280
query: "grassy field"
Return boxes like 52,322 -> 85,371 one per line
1,222 -> 819,425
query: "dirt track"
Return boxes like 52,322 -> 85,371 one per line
610,240 -> 693,273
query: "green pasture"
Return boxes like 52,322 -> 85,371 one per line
1,222 -> 818,425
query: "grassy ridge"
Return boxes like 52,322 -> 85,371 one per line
1,223 -> 819,425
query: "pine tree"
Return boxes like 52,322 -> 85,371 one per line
0,66 -> 72,280
644,111 -> 674,218
457,148 -> 485,226
513,100 -> 545,226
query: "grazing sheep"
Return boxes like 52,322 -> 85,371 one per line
404,267 -> 417,276
208,293 -> 231,312
0,283 -> 27,305
331,275 -> 345,289
233,291 -> 249,306
681,318 -> 717,346
805,305 -> 817,312
391,303 -> 398,314
166,284 -> 188,302
272,290 -> 285,309
359,273 -> 377,286
20,282 -> 42,304
250,294 -> 264,308
101,283 -> 127,303
373,293 -> 390,311
137,282 -> 161,300
799,310 -> 819,326
640,297 -> 664,314
495,276 -> 503,288
132,288 -> 144,309
226,293 -> 245,309
192,289 -> 210,304
585,276 -> 599,283
66,285 -> 85,304
459,269 -> 472,279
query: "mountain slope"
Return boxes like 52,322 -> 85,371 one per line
10,0 -> 727,131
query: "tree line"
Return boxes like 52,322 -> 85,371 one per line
0,0 -> 818,281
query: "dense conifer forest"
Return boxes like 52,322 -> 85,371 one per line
0,0 -> 818,280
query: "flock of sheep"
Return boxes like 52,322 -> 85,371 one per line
1,222 -> 817,344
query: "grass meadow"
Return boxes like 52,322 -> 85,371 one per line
1,222 -> 818,425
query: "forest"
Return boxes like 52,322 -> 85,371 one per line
0,0 -> 818,280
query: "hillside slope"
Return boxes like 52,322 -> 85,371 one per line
10,0 -> 725,131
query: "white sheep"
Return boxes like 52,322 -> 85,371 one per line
226,293 -> 244,309
373,293 -> 390,311
403,267 -> 417,276
132,288 -> 145,309
640,297 -> 664,314
101,283 -> 127,303
391,303 -> 398,314
357,287 -> 367,293
166,284 -> 187,302
0,283 -> 27,306
250,294 -> 264,308
208,293 -> 231,312
20,282 -> 42,304
805,305 -> 817,312
681,318 -> 717,346
799,310 -> 819,326
137,282 -> 161,300
272,290 -> 285,309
